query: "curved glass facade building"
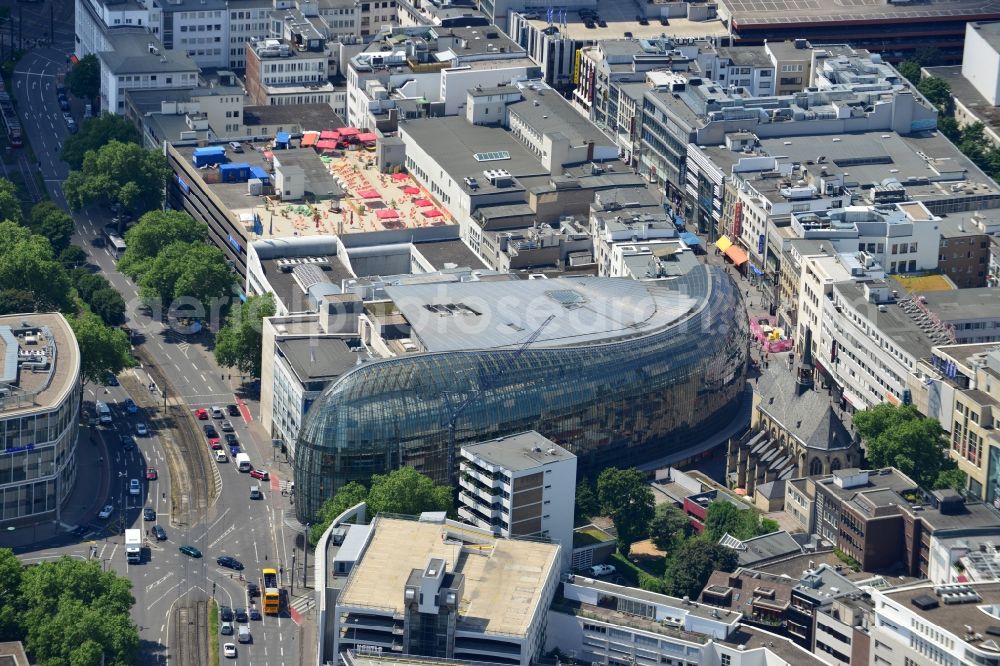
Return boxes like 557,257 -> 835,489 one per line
295,265 -> 749,522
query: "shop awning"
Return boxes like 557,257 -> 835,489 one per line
319,130 -> 340,140
357,132 -> 377,143
716,235 -> 733,252
725,245 -> 749,266
413,198 -> 433,207
376,209 -> 400,220
421,209 -> 443,218
338,127 -> 360,136
300,131 -> 319,147
679,231 -> 702,247
315,140 -> 337,150
358,189 -> 381,199
749,264 -> 764,276
402,186 -> 421,195
391,172 -> 410,181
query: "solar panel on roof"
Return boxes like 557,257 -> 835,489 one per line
473,151 -> 511,162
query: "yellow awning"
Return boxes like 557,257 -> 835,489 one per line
716,235 -> 733,252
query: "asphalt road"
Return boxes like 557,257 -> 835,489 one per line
13,44 -> 309,666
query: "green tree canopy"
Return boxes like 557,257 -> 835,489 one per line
63,141 -> 169,216
74,270 -> 112,302
0,289 -> 37,316
119,210 -> 207,279
0,177 -> 22,224
309,481 -> 368,544
854,403 -> 948,488
58,245 -> 87,269
308,468 -> 452,543
69,313 -> 132,385
214,292 -> 276,377
0,548 -> 23,639
61,113 -> 140,170
663,539 -> 738,599
367,466 -> 453,516
938,115 -> 961,143
895,60 -> 921,83
137,241 -> 234,311
917,76 -> 952,112
0,220 -> 71,311
88,287 -> 127,326
66,54 -> 101,102
648,502 -> 691,554
574,477 -> 599,522
25,201 -> 75,254
596,467 -> 655,555
16,555 -> 138,666
702,500 -> 776,542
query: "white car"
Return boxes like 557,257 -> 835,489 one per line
587,564 -> 616,577
211,406 -> 224,419
215,450 -> 228,463
223,643 -> 237,658
129,479 -> 141,495
98,504 -> 114,519
135,423 -> 149,436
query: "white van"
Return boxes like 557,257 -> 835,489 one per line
96,401 -> 112,424
235,452 -> 252,472
237,625 -> 251,643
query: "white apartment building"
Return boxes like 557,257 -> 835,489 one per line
459,432 -> 576,569
815,279 -> 935,411
333,515 -> 561,666
869,581 -> 1000,666
316,0 -> 361,38
75,0 -> 150,58
165,3 -> 230,69
227,0 -> 272,70
98,34 -> 200,112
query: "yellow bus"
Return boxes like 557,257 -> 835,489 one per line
262,568 -> 280,615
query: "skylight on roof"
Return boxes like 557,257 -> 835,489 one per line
474,151 -> 511,162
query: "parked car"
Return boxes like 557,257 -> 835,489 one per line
220,606 -> 234,622
228,141 -> 244,153
58,97 -> 70,111
226,404 -> 240,416
217,555 -> 244,571
135,423 -> 149,436
587,564 -> 616,577
146,467 -> 157,480
129,479 -> 141,495
195,408 -> 208,420
153,525 -> 167,540
124,399 -> 137,414
221,420 -> 234,432
98,504 -> 114,519
105,374 -> 119,386
179,545 -> 202,558
143,507 -> 155,521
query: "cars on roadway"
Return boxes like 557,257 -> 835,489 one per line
215,450 -> 228,462
217,555 -> 244,571
105,374 -> 119,386
220,606 -> 234,622
129,479 -> 141,495
146,467 -> 157,480
124,399 -> 137,414
228,445 -> 241,456
246,582 -> 259,597
221,420 -> 234,432
203,424 -> 219,438
227,404 -> 240,417
220,621 -> 233,635
153,525 -> 167,540
135,423 -> 149,437
223,643 -> 237,658
587,564 -> 616,577
208,437 -> 222,450
211,406 -> 224,419
234,608 -> 248,623
224,433 -> 239,445
120,434 -> 135,451
249,608 -> 261,621
249,469 -> 269,481
179,545 -> 202,558
195,408 -> 208,420
98,504 -> 114,519
143,507 -> 155,521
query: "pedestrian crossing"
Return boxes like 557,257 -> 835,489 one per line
288,594 -> 315,616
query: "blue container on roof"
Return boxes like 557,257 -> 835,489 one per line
275,132 -> 290,149
193,146 -> 227,167
219,162 -> 252,183
249,166 -> 270,184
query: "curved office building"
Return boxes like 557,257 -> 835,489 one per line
295,264 -> 749,522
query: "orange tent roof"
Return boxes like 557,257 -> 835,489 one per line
725,244 -> 749,266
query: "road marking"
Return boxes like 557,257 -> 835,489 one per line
200,374 -> 207,384
145,572 -> 174,593
208,524 -> 236,550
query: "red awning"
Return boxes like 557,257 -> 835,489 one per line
375,209 -> 400,220
315,140 -> 337,150
338,127 -> 360,136
358,189 -> 381,199
391,172 -> 410,181
402,186 -> 420,195
319,130 -> 340,140
301,132 -> 319,147
421,209 -> 443,218
357,132 -> 377,143
413,198 -> 433,207
725,245 -> 749,266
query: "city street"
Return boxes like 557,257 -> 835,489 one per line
9,44 -> 314,666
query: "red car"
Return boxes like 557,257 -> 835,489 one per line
249,469 -> 269,481
207,437 -> 222,450
146,467 -> 157,480
195,408 -> 208,420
